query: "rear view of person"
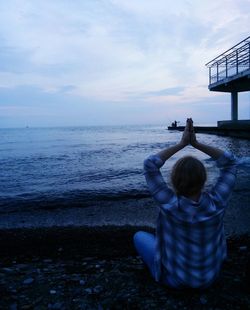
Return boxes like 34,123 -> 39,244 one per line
134,118 -> 237,289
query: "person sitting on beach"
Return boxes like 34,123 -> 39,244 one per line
134,118 -> 237,289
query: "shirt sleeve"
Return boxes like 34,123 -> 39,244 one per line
143,155 -> 175,204
210,151 -> 237,206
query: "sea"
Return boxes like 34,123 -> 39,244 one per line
0,125 -> 250,214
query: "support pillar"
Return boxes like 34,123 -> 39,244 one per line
231,91 -> 238,121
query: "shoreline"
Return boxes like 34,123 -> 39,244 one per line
0,190 -> 249,233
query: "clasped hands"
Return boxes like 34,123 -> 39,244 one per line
180,118 -> 197,147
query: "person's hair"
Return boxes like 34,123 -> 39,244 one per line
171,156 -> 207,197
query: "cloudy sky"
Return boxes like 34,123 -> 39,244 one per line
0,0 -> 249,127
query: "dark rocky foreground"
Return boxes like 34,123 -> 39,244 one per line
0,226 -> 249,310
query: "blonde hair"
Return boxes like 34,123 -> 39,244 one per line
171,156 -> 206,197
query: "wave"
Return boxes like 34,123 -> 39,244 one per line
0,188 -> 150,214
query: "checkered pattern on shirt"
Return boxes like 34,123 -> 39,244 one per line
144,151 -> 237,288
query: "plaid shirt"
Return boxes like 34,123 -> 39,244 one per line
144,151 -> 237,288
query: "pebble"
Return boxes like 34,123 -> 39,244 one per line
15,264 -> 27,270
48,302 -> 64,309
10,289 -> 17,294
93,285 -> 103,294
50,289 -> 57,295
23,278 -> 34,285
200,295 -> 207,305
79,279 -> 86,285
239,246 -> 247,252
43,259 -> 53,263
85,288 -> 92,294
10,303 -> 18,310
2,267 -> 14,273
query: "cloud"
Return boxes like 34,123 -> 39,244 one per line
0,0 -> 249,126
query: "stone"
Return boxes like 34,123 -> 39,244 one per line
23,278 -> 34,285
79,279 -> 86,285
239,246 -> 247,252
50,302 -> 64,309
85,288 -> 92,294
50,289 -> 57,295
2,267 -> 13,273
9,303 -> 18,310
93,285 -> 103,294
200,295 -> 207,305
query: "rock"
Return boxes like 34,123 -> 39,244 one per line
9,303 -> 18,310
43,259 -> 53,263
239,246 -> 247,252
85,288 -> 92,294
21,304 -> 33,309
79,279 -> 86,285
23,278 -> 34,285
93,285 -> 103,294
49,302 -> 64,309
10,288 -> 17,294
50,289 -> 57,295
2,267 -> 13,273
200,295 -> 207,305
15,264 -> 27,270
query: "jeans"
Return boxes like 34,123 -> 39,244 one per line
133,231 -> 156,278
133,231 -> 182,288
133,231 -> 217,289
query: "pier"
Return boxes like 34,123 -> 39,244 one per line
205,36 -> 250,138
169,37 -> 250,139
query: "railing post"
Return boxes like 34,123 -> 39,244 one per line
225,57 -> 228,78
249,42 -> 250,69
236,50 -> 238,74
209,67 -> 211,84
216,62 -> 219,82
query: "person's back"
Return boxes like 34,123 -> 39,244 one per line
134,118 -> 237,289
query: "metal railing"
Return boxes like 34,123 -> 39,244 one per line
206,36 -> 250,85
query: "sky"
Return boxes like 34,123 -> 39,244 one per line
0,0 -> 250,128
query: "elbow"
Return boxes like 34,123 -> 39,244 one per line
143,157 -> 154,172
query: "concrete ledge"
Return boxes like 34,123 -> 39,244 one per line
218,120 -> 250,129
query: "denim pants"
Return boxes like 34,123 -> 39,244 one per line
133,231 -> 182,288
133,231 -> 217,289
133,231 -> 156,278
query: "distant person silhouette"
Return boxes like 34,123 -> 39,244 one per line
134,118 -> 237,289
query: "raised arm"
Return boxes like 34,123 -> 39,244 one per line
156,118 -> 191,163
143,119 -> 191,204
190,119 -> 223,159
190,119 -> 237,204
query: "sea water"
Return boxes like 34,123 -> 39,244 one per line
0,125 -> 249,213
